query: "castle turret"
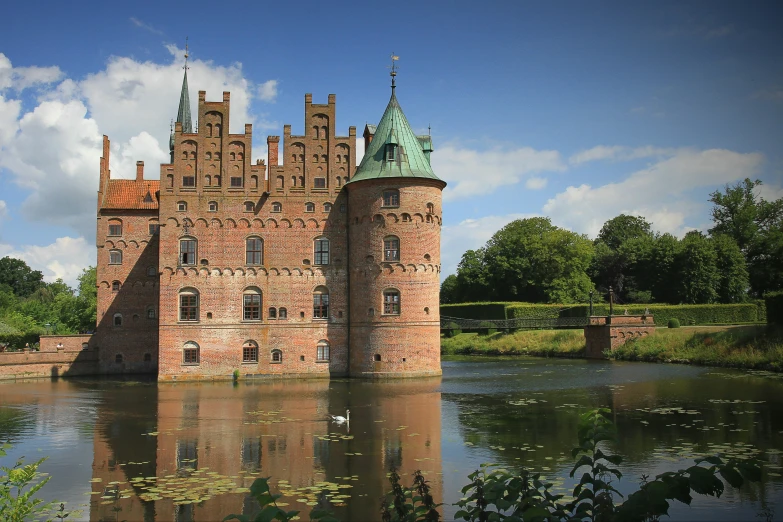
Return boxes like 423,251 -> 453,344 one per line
346,69 -> 445,378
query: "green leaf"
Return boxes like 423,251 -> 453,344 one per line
223,515 -> 250,522
719,466 -> 744,488
686,466 -> 724,497
250,478 -> 271,497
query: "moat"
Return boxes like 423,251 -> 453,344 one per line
2,357 -> 782,521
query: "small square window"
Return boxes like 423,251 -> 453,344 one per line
243,346 -> 258,363
382,190 -> 399,207
271,202 -> 282,213
182,176 -> 195,187
177,202 -> 187,212
305,202 -> 315,212
109,250 -> 122,265
208,202 -> 218,212
108,224 -> 122,236
314,177 -> 326,189
183,348 -> 199,365
244,201 -> 255,212
231,177 -> 243,188
323,203 -> 332,212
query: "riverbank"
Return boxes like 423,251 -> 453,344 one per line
441,325 -> 783,370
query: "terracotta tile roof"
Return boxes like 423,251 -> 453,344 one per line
103,180 -> 160,210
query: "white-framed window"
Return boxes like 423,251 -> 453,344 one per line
208,201 -> 218,212
314,238 -> 329,265
271,202 -> 282,213
179,289 -> 199,321
271,349 -> 282,363
109,250 -> 122,265
243,287 -> 262,321
180,238 -> 197,265
177,201 -> 187,212
313,286 -> 329,319
316,340 -> 330,361
382,189 -> 399,207
243,341 -> 259,363
305,202 -> 315,212
246,237 -> 263,265
383,289 -> 400,315
108,220 -> 122,236
384,236 -> 400,261
183,342 -> 200,365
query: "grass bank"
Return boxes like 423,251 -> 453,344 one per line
441,325 -> 783,371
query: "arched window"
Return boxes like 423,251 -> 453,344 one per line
384,236 -> 400,261
277,176 -> 284,188
208,201 -> 218,212
206,123 -> 213,137
321,127 -> 327,139
113,313 -> 122,326
180,238 -> 197,265
268,307 -> 277,319
214,124 -> 222,137
305,202 -> 315,213
244,201 -> 254,212
426,203 -> 435,214
183,342 -> 199,365
314,238 -> 330,265
383,289 -> 400,315
271,349 -> 282,363
230,152 -> 236,161
243,287 -> 262,321
323,203 -> 332,212
112,280 -> 121,292
179,288 -> 199,321
312,126 -> 319,139
313,286 -> 329,319
177,201 -> 187,211
108,219 -> 122,236
109,250 -> 122,265
382,189 -> 399,207
206,152 -> 212,160
271,202 -> 282,213
147,266 -> 157,276
115,353 -> 123,363
246,237 -> 263,265
243,341 -> 259,363
147,307 -> 156,319
316,340 -> 330,361
278,307 -> 287,319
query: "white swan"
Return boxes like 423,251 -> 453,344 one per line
330,410 -> 350,424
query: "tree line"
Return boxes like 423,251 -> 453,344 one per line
0,257 -> 96,344
441,178 -> 783,305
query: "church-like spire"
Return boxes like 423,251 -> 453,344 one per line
176,39 -> 193,133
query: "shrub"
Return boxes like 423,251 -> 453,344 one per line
440,303 -> 507,321
765,291 -> 783,325
443,321 -> 462,338
668,318 -> 681,328
477,321 -> 497,336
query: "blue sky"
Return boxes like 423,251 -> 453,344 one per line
0,1 -> 781,286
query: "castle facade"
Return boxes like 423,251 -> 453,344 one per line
92,71 -> 445,380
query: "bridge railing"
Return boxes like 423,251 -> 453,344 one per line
440,315 -> 589,332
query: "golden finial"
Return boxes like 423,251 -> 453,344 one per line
388,53 -> 399,88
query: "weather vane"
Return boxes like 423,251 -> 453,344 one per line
184,36 -> 189,70
388,53 -> 399,88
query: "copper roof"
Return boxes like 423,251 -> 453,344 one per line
103,180 -> 160,210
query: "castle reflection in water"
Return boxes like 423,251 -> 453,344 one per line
88,378 -> 443,521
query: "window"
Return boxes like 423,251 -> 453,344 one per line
382,190 -> 399,207
340,204 -> 346,213
147,307 -> 156,319
314,238 -> 330,265
109,250 -> 122,265
278,307 -> 287,319
268,307 -> 277,319
384,236 -> 400,261
374,354 -> 381,362
323,203 -> 332,212
112,280 -> 121,292
426,203 -> 435,214
243,341 -> 259,363
183,342 -> 199,365
244,201 -> 254,212
313,286 -> 329,319
271,202 -> 282,213
183,176 -> 195,187
144,353 -> 152,362
386,144 -> 397,161
231,177 -> 243,188
147,266 -> 157,276
115,354 -> 123,364
208,201 -> 218,212
383,289 -> 400,315
113,314 -> 122,326
316,341 -> 330,361
246,237 -> 263,265
177,201 -> 187,211
149,224 -> 160,235
305,202 -> 315,213
179,289 -> 199,321
243,288 -> 262,321
271,349 -> 282,363
180,239 -> 197,265
314,178 -> 326,189
108,223 -> 122,236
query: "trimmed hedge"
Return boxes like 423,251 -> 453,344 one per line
505,304 -> 564,319
441,303 -> 508,321
766,291 -> 783,325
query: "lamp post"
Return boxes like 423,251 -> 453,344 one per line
44,323 -> 51,335
608,286 -> 614,317
589,290 -> 594,316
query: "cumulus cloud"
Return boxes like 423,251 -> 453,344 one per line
0,48 -> 276,240
433,145 -> 565,201
544,148 -> 765,238
569,145 -> 674,165
525,176 -> 547,190
0,200 -> 6,218
258,80 -> 278,102
0,236 -> 93,287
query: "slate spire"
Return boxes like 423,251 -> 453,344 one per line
170,39 -> 192,162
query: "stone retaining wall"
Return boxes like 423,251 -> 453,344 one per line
584,315 -> 656,359
0,334 -> 99,380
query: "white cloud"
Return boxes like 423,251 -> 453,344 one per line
569,145 -> 674,165
440,213 -> 539,277
258,80 -> 278,102
433,145 -> 565,201
0,200 -> 6,218
129,17 -> 163,35
525,176 -> 547,190
544,148 -> 765,238
0,94 -> 21,146
0,236 -> 92,287
0,53 -> 62,91
756,182 -> 783,202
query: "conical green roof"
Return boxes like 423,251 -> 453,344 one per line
177,70 -> 193,133
349,89 -> 443,184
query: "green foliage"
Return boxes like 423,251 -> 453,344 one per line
0,257 -> 44,298
765,291 -> 783,325
712,234 -> 750,303
380,469 -> 441,521
443,322 -> 462,338
441,303 -> 508,321
667,318 -> 680,329
505,303 -> 569,319
676,231 -> 720,304
441,330 -> 585,357
440,275 -> 459,305
223,477 -> 337,522
0,442 -> 68,522
478,321 -> 497,336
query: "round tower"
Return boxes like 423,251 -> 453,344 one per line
346,80 -> 445,378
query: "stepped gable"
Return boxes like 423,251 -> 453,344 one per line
103,179 -> 160,210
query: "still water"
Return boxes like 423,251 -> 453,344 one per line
1,357 -> 782,521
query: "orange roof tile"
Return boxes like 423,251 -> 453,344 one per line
103,180 -> 160,210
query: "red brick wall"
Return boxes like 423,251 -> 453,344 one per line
584,315 -> 656,358
346,178 -> 445,377
0,335 -> 97,380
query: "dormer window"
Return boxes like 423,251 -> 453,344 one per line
386,144 -> 397,161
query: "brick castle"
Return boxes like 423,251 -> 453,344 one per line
90,65 -> 445,380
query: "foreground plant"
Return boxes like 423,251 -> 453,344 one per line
0,442 -> 68,522
223,477 -> 338,522
380,468 -> 441,521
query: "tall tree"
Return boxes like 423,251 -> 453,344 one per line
591,215 -> 654,302
676,231 -> 719,304
597,214 -> 653,251
440,274 -> 459,304
454,249 -> 491,302
0,257 -> 44,298
644,233 -> 681,304
711,234 -> 749,303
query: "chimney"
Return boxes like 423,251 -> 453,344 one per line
136,161 -> 144,181
304,93 -> 312,105
328,94 -> 336,105
267,136 -> 280,167
363,126 -> 374,152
